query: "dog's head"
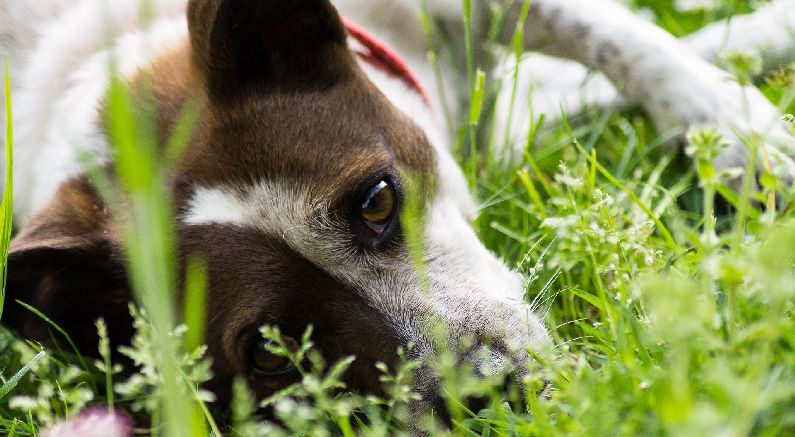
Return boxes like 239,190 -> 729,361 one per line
5,0 -> 549,416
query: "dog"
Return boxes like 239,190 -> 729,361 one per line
1,0 -> 794,419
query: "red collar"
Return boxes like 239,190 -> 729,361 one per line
343,17 -> 432,107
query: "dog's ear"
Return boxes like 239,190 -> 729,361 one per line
2,179 -> 133,355
188,0 -> 353,98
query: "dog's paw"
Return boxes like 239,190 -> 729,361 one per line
713,125 -> 795,189
706,86 -> 795,186
657,73 -> 795,186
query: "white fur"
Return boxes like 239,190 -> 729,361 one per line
333,0 -> 469,118
491,53 -> 620,158
5,0 -> 188,219
184,186 -> 252,226
685,0 -> 795,72
0,1 -> 71,77
490,0 -> 795,158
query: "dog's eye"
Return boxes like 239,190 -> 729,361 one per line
249,338 -> 297,376
360,180 -> 396,232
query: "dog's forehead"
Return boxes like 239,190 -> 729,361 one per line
178,74 -> 437,194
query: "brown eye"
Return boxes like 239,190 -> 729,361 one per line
250,338 -> 298,376
360,180 -> 396,232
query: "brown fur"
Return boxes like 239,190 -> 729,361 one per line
5,178 -> 132,355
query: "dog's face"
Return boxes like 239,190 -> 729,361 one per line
5,0 -> 549,413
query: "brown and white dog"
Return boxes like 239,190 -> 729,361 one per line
1,0 -> 794,417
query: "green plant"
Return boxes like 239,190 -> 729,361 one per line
0,59 -> 14,322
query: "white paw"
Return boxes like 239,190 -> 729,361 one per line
651,68 -> 795,184
703,85 -> 795,184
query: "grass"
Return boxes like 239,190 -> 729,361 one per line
2,0 -> 795,435
0,60 -> 13,323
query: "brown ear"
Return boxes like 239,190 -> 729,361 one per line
188,0 -> 353,99
3,179 -> 133,356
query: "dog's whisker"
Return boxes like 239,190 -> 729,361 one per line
530,268 -> 561,311
554,318 -> 588,331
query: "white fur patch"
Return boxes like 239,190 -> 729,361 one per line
184,181 -> 330,241
7,0 -> 189,219
184,187 -> 251,226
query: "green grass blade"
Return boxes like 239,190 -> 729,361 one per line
0,351 -> 45,401
500,0 -> 532,156
183,257 -> 207,353
15,300 -> 91,373
0,59 -> 14,322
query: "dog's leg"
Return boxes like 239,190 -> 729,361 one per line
685,0 -> 795,73
502,0 -> 795,176
495,0 -> 795,156
491,52 -> 619,156
338,0 -> 795,175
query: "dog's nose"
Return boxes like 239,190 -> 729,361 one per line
469,363 -> 527,413
419,369 -> 524,428
411,344 -> 528,426
463,393 -> 491,415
